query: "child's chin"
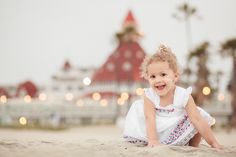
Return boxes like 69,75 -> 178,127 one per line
158,93 -> 166,97
156,91 -> 165,96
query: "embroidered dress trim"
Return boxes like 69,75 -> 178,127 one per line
175,129 -> 197,146
155,108 -> 175,113
123,136 -> 148,144
162,115 -> 193,145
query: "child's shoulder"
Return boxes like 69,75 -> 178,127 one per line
175,86 -> 192,94
144,87 -> 154,95
174,86 -> 192,107
143,87 -> 160,105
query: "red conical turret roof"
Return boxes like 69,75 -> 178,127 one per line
63,60 -> 72,71
123,10 -> 137,26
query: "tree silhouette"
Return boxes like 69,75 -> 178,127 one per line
221,38 -> 236,127
173,2 -> 197,51
188,42 -> 212,106
173,2 -> 199,85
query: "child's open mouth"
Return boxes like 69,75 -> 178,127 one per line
155,85 -> 166,90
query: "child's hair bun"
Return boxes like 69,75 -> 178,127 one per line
159,44 -> 170,53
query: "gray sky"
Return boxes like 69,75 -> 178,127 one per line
0,0 -> 236,89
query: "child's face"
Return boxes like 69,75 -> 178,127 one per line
147,61 -> 179,97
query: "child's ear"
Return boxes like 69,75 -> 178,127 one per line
174,73 -> 180,83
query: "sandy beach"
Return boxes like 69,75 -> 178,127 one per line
0,125 -> 236,157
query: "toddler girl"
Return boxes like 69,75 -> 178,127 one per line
123,44 -> 222,149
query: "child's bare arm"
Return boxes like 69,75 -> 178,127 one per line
185,95 -> 222,149
144,96 -> 160,146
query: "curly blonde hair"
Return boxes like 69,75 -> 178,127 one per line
140,44 -> 179,79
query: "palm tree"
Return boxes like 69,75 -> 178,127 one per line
221,38 -> 236,127
188,42 -> 212,106
173,3 -> 199,86
173,2 -> 197,52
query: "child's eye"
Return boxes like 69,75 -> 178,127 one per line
161,73 -> 167,77
150,75 -> 156,79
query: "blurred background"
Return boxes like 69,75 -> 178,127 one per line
0,0 -> 236,130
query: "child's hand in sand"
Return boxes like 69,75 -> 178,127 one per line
147,141 -> 161,147
211,142 -> 224,150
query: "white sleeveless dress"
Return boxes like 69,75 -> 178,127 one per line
123,86 -> 215,146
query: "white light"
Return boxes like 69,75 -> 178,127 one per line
76,99 -> 84,107
24,95 -> 32,103
121,92 -> 129,100
83,77 -> 91,86
0,95 -> 7,103
117,98 -> 125,106
92,92 -> 101,101
39,93 -> 47,101
19,117 -> 27,125
100,99 -> 108,107
202,86 -> 211,96
136,88 -> 144,96
65,93 -> 74,101
217,93 -> 225,101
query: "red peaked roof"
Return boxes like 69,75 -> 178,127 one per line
92,41 -> 146,83
82,10 -> 146,100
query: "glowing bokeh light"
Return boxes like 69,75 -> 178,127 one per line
83,77 -> 91,86
0,95 -> 7,103
65,93 -> 74,101
117,98 -> 125,106
202,86 -> 211,96
136,88 -> 144,96
100,99 -> 108,107
24,95 -> 32,103
92,92 -> 101,101
19,117 -> 27,125
217,93 -> 225,101
76,99 -> 84,107
121,92 -> 129,100
39,93 -> 47,101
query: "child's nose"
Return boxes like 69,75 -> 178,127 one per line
154,77 -> 162,83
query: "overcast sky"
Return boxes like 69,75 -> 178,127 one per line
0,0 -> 236,90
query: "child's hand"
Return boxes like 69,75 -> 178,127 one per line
147,140 -> 161,147
211,142 -> 223,150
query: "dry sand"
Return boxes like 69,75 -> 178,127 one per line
0,125 -> 236,157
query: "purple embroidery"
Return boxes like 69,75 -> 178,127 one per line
123,136 -> 147,144
162,115 -> 192,144
155,108 -> 174,113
